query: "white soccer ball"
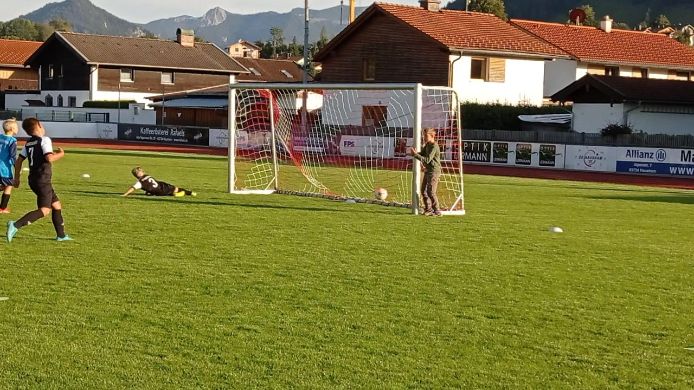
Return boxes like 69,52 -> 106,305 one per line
549,226 -> 564,233
374,187 -> 388,201
81,173 -> 91,179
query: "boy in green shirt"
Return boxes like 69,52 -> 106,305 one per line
408,128 -> 441,216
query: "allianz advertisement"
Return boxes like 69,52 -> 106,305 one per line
616,147 -> 694,177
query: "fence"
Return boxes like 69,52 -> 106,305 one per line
464,129 -> 694,149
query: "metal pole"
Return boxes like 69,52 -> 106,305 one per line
302,0 -> 309,134
340,0 -> 344,25
268,93 -> 279,191
411,84 -> 423,215
117,81 -> 121,125
228,76 -> 237,193
161,85 -> 165,126
466,0 -> 469,11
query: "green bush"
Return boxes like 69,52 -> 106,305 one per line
461,102 -> 570,131
82,100 -> 136,109
600,123 -> 634,136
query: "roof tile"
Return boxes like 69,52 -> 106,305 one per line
0,39 -> 42,66
512,20 -> 694,70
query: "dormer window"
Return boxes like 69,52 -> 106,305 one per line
248,67 -> 261,76
281,70 -> 294,79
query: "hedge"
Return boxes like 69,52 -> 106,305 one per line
82,100 -> 137,109
461,102 -> 571,131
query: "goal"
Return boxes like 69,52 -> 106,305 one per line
227,83 -> 465,215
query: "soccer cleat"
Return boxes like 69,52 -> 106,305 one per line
6,221 -> 17,243
174,191 -> 185,197
56,235 -> 73,242
0,208 -> 9,214
432,210 -> 443,217
191,192 -> 197,197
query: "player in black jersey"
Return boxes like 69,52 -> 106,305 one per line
122,167 -> 196,197
6,118 -> 71,242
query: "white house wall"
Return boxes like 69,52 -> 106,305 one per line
573,103 -> 625,133
628,108 -> 694,135
544,58 -> 578,97
451,55 -> 545,106
91,91 -> 159,105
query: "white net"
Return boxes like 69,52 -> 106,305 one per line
230,84 -> 464,214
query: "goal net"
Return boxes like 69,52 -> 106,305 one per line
227,83 -> 464,215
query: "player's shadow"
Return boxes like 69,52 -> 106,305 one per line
70,190 -> 399,214
582,194 -> 694,205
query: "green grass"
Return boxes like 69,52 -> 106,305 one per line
0,148 -> 692,388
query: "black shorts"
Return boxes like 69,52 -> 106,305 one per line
29,180 -> 59,208
147,181 -> 176,196
0,177 -> 13,188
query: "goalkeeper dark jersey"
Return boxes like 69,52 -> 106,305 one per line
414,142 -> 442,174
132,175 -> 176,196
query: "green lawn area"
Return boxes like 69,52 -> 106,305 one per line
0,148 -> 692,388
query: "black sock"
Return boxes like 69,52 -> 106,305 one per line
0,194 -> 9,209
52,209 -> 66,238
15,210 -> 45,228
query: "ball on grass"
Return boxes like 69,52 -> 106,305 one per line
374,187 -> 388,201
81,173 -> 91,179
549,226 -> 564,233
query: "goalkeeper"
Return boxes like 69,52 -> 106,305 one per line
122,167 -> 196,197
408,128 -> 441,216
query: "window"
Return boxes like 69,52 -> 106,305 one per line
675,71 -> 691,81
45,94 -> 53,107
633,67 -> 648,78
161,71 -> 174,85
605,66 -> 620,76
58,64 -> 64,78
57,95 -> 63,107
235,47 -> 240,52
47,64 -> 54,79
470,58 -> 488,80
281,69 -> 294,79
68,96 -> 77,107
248,67 -> 261,76
362,106 -> 387,128
120,68 -> 134,82
362,57 -> 376,81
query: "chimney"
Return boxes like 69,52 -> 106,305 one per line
600,16 -> 613,33
176,28 -> 195,47
419,0 -> 441,12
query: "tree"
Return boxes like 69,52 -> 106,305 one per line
578,5 -> 597,27
48,18 -> 72,32
0,18 -> 40,40
270,27 -> 285,58
653,14 -> 671,30
452,0 -> 507,20
316,26 -> 330,51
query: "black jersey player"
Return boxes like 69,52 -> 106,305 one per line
6,118 -> 71,242
122,167 -> 196,197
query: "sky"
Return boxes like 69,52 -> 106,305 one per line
2,0 -> 424,23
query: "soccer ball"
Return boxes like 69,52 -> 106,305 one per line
374,187 -> 388,201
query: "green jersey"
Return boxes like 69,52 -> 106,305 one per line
414,141 -> 441,174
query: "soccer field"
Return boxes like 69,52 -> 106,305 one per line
0,149 -> 692,388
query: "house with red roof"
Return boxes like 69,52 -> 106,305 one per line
512,17 -> 694,98
0,39 -> 41,108
314,1 -> 570,107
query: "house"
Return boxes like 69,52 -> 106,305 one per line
148,58 -> 309,127
551,74 -> 694,135
7,29 -> 248,110
0,39 -> 42,108
228,40 -> 261,59
313,1 -> 569,106
512,17 -> 694,98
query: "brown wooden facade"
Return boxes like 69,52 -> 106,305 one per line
98,67 -> 230,94
154,106 -> 227,128
31,40 -> 90,91
0,67 -> 38,91
318,12 -> 450,85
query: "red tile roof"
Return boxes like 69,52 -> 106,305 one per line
0,39 -> 42,67
512,20 -> 694,71
234,58 -> 306,83
375,3 -> 567,57
30,32 -> 246,73
315,3 -> 568,61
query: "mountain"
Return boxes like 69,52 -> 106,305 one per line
143,6 -> 365,47
21,0 -> 148,36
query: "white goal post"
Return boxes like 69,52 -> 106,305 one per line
227,83 -> 465,215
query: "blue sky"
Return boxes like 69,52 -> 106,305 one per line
2,0 -> 424,23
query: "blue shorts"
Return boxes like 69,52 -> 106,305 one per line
0,177 -> 13,187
